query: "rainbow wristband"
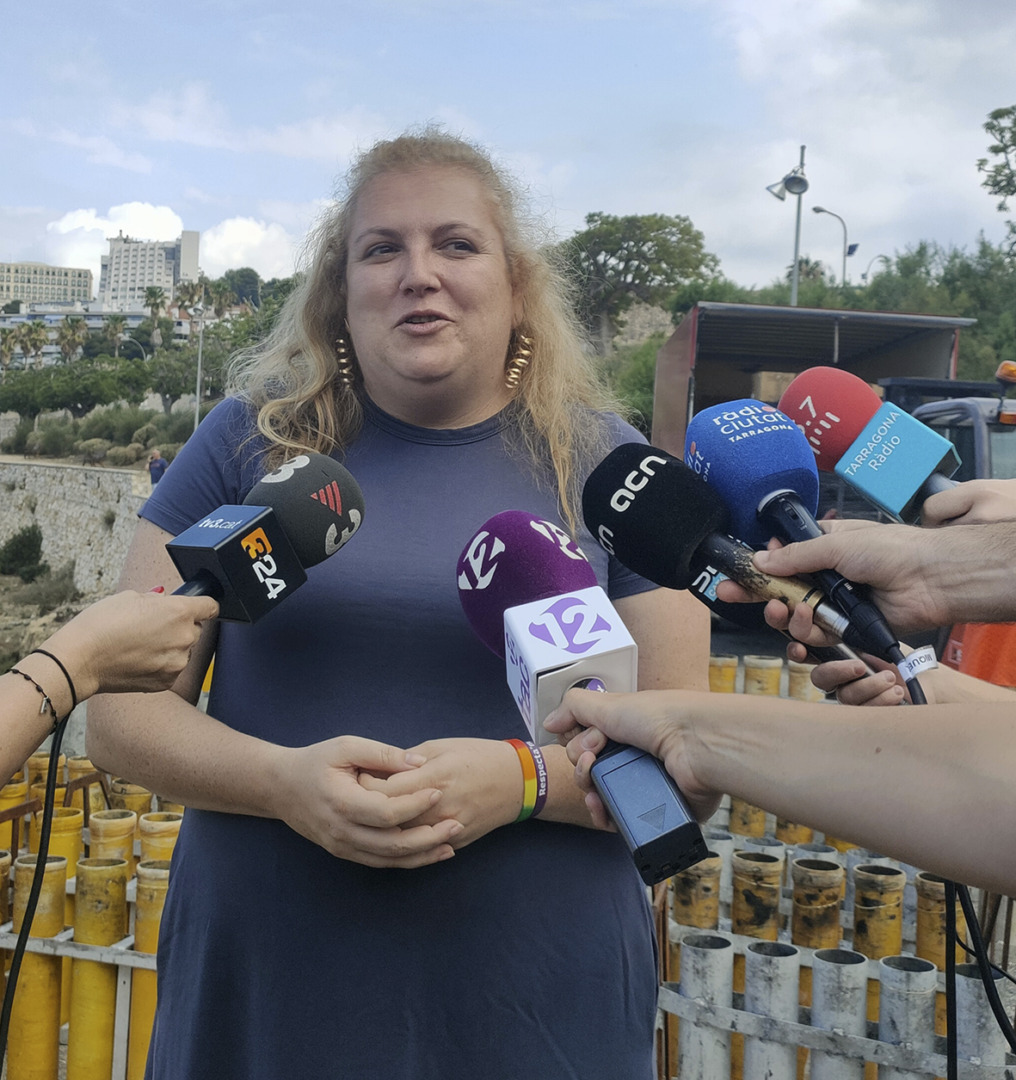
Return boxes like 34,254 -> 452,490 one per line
506,739 -> 548,822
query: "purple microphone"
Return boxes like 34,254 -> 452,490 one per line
457,509 -> 707,886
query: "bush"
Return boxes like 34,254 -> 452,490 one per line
11,562 -> 79,612
75,438 -> 111,465
106,445 -> 139,466
153,412 -> 195,445
36,419 -> 78,457
0,523 -> 49,583
1,417 -> 33,455
79,405 -> 157,445
132,422 -> 158,447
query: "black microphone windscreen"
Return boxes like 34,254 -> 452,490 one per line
244,452 -> 364,568
582,444 -> 730,589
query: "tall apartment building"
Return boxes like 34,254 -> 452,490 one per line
97,229 -> 200,310
0,262 -> 93,305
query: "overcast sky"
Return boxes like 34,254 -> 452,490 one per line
2,0 -> 1012,296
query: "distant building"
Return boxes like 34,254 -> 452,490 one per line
97,230 -> 200,310
0,262 -> 93,305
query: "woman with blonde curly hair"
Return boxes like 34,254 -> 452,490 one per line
88,127 -> 708,1079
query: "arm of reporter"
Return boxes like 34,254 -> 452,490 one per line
86,519 -> 461,869
1,589 -> 218,786
546,688 -> 1016,896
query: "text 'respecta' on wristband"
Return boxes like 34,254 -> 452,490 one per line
506,738 -> 548,821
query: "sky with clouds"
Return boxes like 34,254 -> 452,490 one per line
2,0 -> 1013,298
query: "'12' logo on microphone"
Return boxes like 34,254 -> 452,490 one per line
527,596 -> 611,655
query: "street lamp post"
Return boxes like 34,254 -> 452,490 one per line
119,334 -> 148,363
812,206 -> 850,287
862,254 -> 891,284
192,305 -> 205,433
766,145 -> 809,306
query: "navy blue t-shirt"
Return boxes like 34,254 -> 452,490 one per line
140,396 -> 660,1080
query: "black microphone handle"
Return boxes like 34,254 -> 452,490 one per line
757,491 -> 900,661
917,470 -> 960,506
172,572 -> 223,601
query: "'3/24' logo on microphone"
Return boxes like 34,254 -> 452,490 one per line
240,527 -> 287,601
527,596 -> 611,655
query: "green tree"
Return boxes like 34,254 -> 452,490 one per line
559,212 -> 719,353
977,105 -> 1016,253
220,267 -> 262,305
0,368 -> 53,419
45,359 -> 121,419
148,350 -> 195,415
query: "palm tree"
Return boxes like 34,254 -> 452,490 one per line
13,321 -> 50,369
207,280 -> 236,319
175,279 -> 205,313
145,286 -> 167,326
55,316 -> 89,363
105,313 -> 127,356
0,327 -> 14,383
145,286 -> 167,353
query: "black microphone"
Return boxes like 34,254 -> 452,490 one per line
582,444 -> 859,644
166,452 -> 364,622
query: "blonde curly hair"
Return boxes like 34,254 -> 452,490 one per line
228,126 -> 626,530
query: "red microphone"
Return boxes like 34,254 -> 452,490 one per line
778,367 -> 881,469
778,366 -> 960,523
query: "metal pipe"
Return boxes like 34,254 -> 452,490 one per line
677,933 -> 734,1080
810,948 -> 868,1080
955,961 -> 1008,1066
877,954 -> 937,1080
743,941 -> 801,1080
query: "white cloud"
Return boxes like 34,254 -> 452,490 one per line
10,119 -> 151,173
200,218 -> 298,280
44,204 -> 186,287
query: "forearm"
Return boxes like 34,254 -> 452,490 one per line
692,695 -> 1015,894
86,689 -> 290,818
1,668 -> 70,785
921,523 -> 1016,624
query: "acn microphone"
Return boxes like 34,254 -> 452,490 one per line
457,509 -> 707,885
167,452 -> 364,622
581,443 -> 863,649
778,365 -> 960,523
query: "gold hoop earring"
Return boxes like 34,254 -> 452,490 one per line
504,333 -> 534,391
335,332 -> 357,389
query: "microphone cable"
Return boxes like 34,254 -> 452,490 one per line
0,714 -> 70,1066
884,644 -> 928,705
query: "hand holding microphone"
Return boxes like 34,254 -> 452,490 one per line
684,400 -> 904,664
166,452 -> 365,622
581,443 -> 874,669
457,510 -> 708,884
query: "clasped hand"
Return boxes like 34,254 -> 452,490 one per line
275,736 -> 519,869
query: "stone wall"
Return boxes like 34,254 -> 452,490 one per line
0,461 -> 149,595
